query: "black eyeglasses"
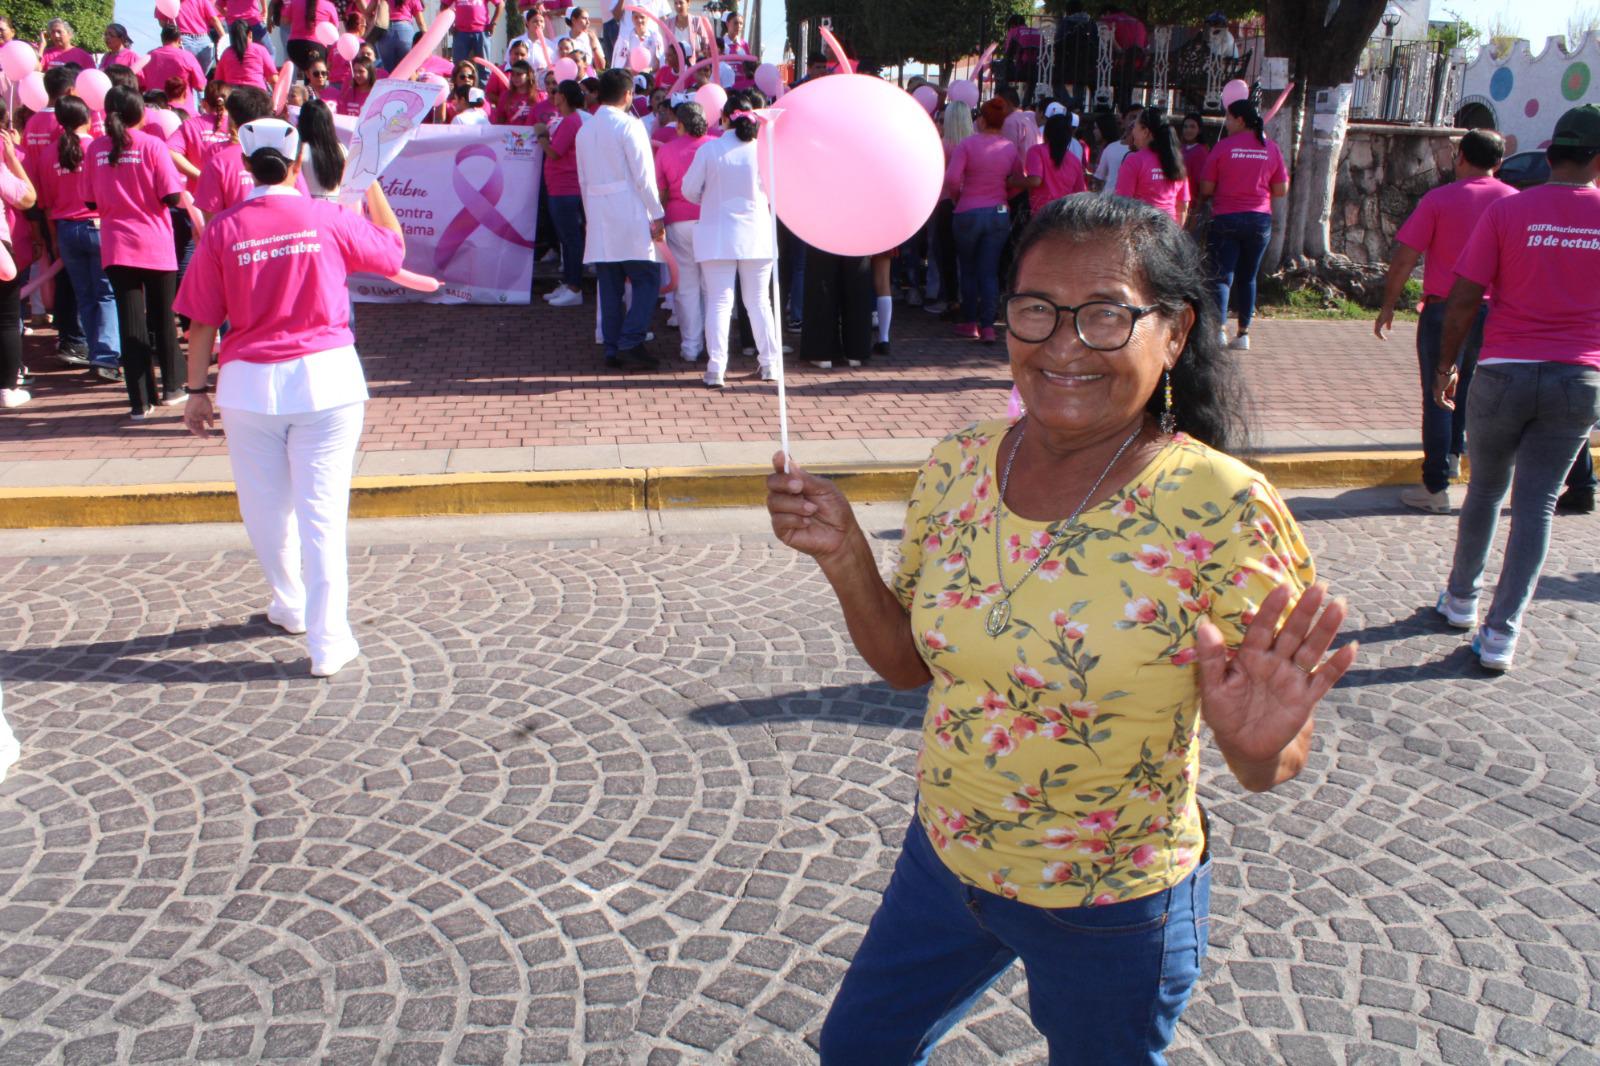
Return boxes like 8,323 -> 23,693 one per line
308,69 -> 329,78
1002,293 -> 1158,350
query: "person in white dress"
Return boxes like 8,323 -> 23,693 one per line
682,89 -> 779,387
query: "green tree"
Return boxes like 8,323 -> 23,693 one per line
1426,18 -> 1478,52
9,0 -> 116,46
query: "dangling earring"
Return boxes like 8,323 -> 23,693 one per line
1159,369 -> 1176,436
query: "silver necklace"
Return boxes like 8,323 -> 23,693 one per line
986,419 -> 1145,637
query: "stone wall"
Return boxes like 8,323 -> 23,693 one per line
1331,123 -> 1461,266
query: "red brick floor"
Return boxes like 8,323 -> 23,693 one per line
0,302 -> 1421,462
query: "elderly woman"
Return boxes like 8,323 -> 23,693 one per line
42,19 -> 96,69
767,195 -> 1357,1064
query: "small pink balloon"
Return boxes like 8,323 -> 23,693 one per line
0,40 -> 38,81
552,57 -> 578,81
75,68 -> 113,111
314,21 -> 340,47
753,62 -> 780,97
1221,78 -> 1249,107
149,108 -> 182,138
627,44 -> 651,71
336,32 -> 361,61
946,79 -> 978,108
912,84 -> 937,114
694,82 -> 726,125
17,71 -> 48,112
758,74 -> 943,257
155,0 -> 181,18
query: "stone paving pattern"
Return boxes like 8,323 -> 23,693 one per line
0,502 -> 1597,1065
0,304 -> 1420,462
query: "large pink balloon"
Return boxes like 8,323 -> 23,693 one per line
1221,78 -> 1249,107
149,107 -> 182,138
75,68 -> 113,111
912,84 -> 937,114
336,32 -> 361,61
0,40 -> 38,81
314,21 -> 340,47
17,71 -> 48,112
627,44 -> 651,72
753,62 -> 781,98
551,57 -> 578,82
694,82 -> 726,125
946,79 -> 978,108
155,0 -> 181,18
759,74 -> 942,257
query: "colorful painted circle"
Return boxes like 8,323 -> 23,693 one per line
1490,66 -> 1514,101
1525,98 -> 1539,118
1562,61 -> 1591,101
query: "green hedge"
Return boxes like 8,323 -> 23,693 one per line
10,0 -> 116,46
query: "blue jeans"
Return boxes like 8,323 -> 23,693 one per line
1416,301 -> 1484,492
56,220 -> 120,365
181,33 -> 214,72
547,195 -> 586,290
595,260 -> 660,357
1208,210 -> 1272,330
380,21 -> 416,71
1447,361 -> 1600,638
952,205 -> 1010,328
451,30 -> 488,63
819,813 -> 1210,1065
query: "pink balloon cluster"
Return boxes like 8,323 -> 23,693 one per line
0,40 -> 37,80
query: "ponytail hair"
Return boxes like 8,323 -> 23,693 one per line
55,96 -> 91,173
297,99 -> 344,192
229,19 -> 249,62
1139,106 -> 1185,182
102,86 -> 144,166
1043,112 -> 1073,167
728,88 -> 763,142
1227,99 -> 1265,145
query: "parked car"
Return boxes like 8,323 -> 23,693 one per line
1497,150 -> 1550,189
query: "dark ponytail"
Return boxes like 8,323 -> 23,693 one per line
1139,106 -> 1185,182
229,19 -> 249,62
244,149 -> 291,186
1043,112 -> 1073,167
297,99 -> 343,191
301,0 -> 315,29
102,86 -> 144,166
55,96 -> 90,173
1227,99 -> 1265,145
729,88 -> 762,142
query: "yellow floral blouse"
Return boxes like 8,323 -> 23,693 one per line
894,419 -> 1314,908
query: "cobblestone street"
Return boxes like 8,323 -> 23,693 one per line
0,499 -> 1597,1065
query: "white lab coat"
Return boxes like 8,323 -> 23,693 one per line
576,104 -> 664,264
681,132 -> 774,262
612,25 -> 666,68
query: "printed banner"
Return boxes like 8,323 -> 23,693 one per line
340,78 -> 439,208
350,124 -> 542,305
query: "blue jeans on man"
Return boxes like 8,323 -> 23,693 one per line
56,220 -> 120,368
595,261 -> 660,362
1416,300 -> 1485,492
181,32 -> 215,72
451,30 -> 488,63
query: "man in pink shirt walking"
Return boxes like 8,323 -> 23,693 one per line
1375,129 -> 1515,513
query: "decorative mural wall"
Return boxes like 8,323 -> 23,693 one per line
1458,33 -> 1600,156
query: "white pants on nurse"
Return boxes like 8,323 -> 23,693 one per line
666,221 -> 705,361
221,402 -> 364,665
702,258 -> 778,381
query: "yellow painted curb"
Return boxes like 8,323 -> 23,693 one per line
646,463 -> 918,510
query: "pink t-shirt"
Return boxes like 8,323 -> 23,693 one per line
1452,184 -> 1600,367
333,85 -> 372,118
944,133 -> 1023,213
284,0 -> 340,41
1115,146 -> 1190,221
493,95 -> 543,126
656,132 -> 712,224
1024,142 -> 1087,213
224,0 -> 267,24
101,48 -> 141,70
42,47 -> 96,70
164,0 -> 220,35
391,0 -> 425,20
195,144 -> 311,213
1200,131 -> 1287,217
175,193 -> 405,363
140,46 -> 208,95
444,0 -> 492,32
542,109 -> 584,196
82,128 -> 184,270
34,134 -> 96,221
650,122 -> 677,148
21,110 -> 63,172
1393,176 -> 1517,299
215,42 -> 279,89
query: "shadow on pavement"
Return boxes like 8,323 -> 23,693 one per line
0,618 -> 307,685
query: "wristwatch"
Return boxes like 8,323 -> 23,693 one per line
187,384 -> 212,394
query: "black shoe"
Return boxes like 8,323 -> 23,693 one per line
1555,489 -> 1595,515
872,341 -> 890,356
58,345 -> 91,367
604,356 -> 622,370
618,344 -> 659,370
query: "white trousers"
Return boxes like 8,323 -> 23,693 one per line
702,257 -> 778,380
222,402 -> 364,664
666,222 -> 704,360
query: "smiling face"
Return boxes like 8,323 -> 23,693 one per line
1008,233 -> 1190,445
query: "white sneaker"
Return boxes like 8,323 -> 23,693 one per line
703,372 -> 725,388
160,391 -> 188,406
542,287 -> 561,301
0,388 -> 30,408
548,288 -> 583,307
1435,590 -> 1477,630
1227,333 -> 1251,351
759,366 -> 777,381
1445,453 -> 1462,481
1218,326 -> 1228,346
666,314 -> 679,328
923,301 -> 947,315
311,642 -> 360,678
1471,625 -> 1516,672
1400,484 -> 1451,514
267,606 -> 307,635
806,359 -> 832,370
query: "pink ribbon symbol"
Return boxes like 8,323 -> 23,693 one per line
434,142 -> 536,270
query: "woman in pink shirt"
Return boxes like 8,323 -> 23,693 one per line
1198,100 -> 1287,350
334,58 -> 377,117
537,80 -> 587,305
100,24 -> 141,70
82,86 -> 186,417
223,0 -> 270,41
0,136 -> 37,409
176,118 -> 406,678
1179,112 -> 1209,210
1023,109 -> 1087,214
943,97 -> 1024,342
1116,107 -> 1189,225
284,0 -> 339,70
216,20 -> 280,90
655,100 -> 713,363
493,62 -> 543,125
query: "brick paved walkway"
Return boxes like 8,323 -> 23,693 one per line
0,500 -> 1597,1064
0,303 -> 1420,463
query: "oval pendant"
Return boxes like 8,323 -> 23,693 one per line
986,599 -> 1011,637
